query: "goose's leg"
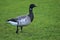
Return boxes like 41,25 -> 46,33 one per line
20,26 -> 23,32
16,25 -> 19,33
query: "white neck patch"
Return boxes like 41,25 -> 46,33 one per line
30,8 -> 32,10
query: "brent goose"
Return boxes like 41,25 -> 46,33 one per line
7,4 -> 36,33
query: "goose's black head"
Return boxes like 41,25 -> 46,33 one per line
30,4 -> 36,8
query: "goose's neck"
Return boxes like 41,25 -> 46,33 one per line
28,8 -> 34,22
29,8 -> 33,14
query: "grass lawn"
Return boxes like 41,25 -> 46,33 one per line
0,0 -> 60,40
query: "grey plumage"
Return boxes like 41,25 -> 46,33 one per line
16,16 -> 31,26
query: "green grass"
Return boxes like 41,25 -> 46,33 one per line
0,0 -> 60,40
